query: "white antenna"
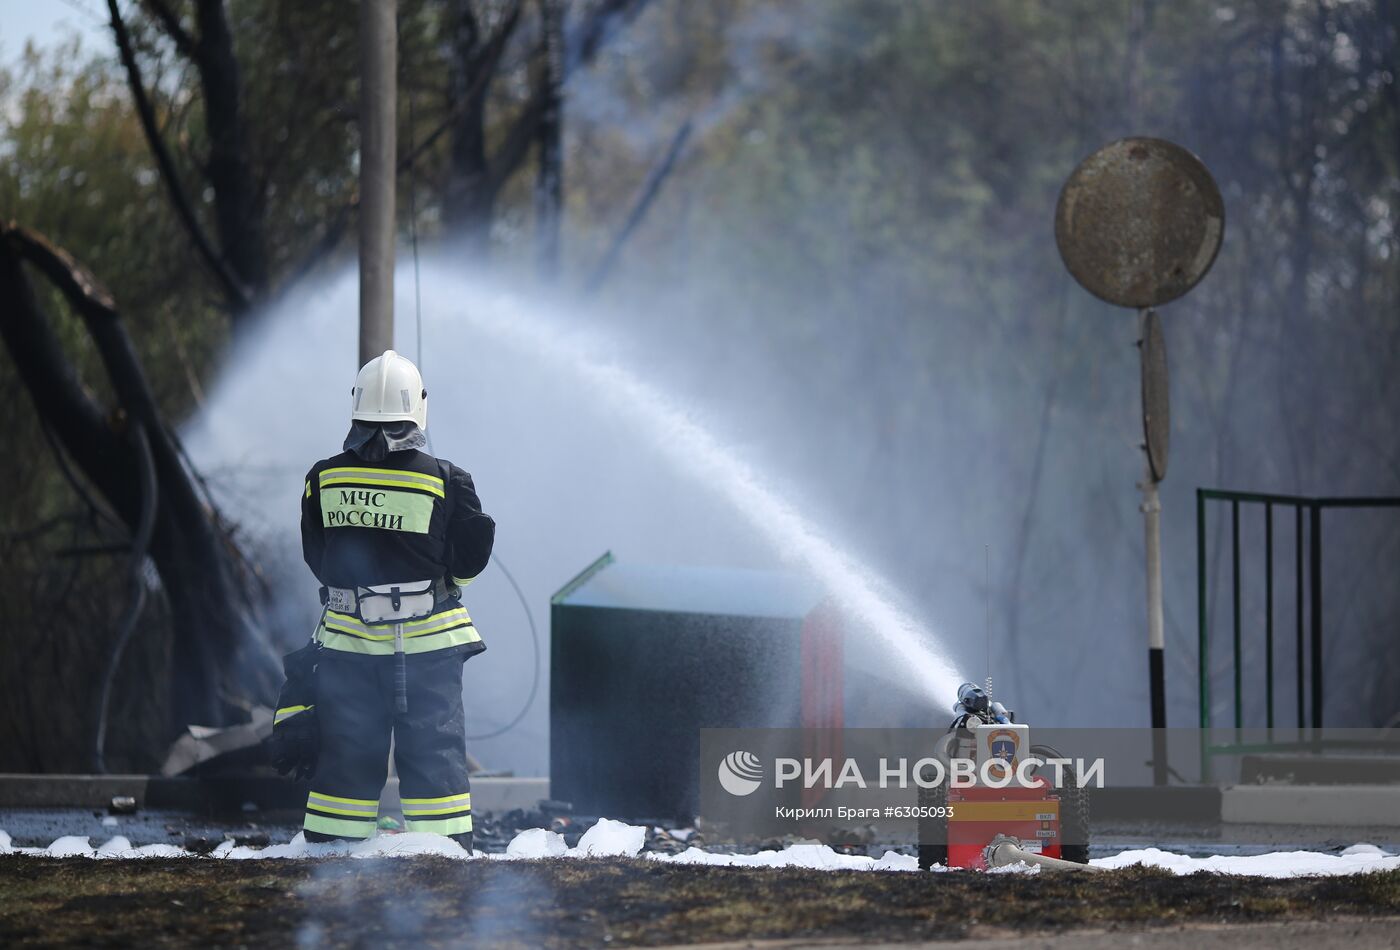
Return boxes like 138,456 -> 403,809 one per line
985,544 -> 992,700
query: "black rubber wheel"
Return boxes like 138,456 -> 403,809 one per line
1030,744 -> 1090,864
916,772 -> 948,870
1056,771 -> 1091,864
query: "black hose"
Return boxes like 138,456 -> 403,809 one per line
465,554 -> 541,741
94,424 -> 158,772
405,91 -> 538,740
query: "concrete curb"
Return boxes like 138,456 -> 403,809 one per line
4,776 -> 1397,828
0,774 -> 549,815
1220,784 -> 1400,826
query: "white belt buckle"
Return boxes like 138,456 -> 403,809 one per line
358,580 -> 436,624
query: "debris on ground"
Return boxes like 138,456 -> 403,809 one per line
1,852 -> 1398,948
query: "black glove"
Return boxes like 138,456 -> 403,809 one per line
267,639 -> 321,779
268,707 -> 319,780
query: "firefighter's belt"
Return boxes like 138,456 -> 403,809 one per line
324,580 -> 437,624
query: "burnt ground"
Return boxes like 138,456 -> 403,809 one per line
0,856 -> 1397,948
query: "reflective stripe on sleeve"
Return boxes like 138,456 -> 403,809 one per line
449,576 -> 476,589
274,704 -> 313,725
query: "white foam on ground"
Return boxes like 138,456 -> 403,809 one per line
1090,845 -> 1400,877
506,827 -> 569,858
1,825 -> 1396,876
571,818 -> 647,857
653,842 -> 920,871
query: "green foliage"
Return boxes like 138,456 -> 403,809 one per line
1,0 -> 1397,767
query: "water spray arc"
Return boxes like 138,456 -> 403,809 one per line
425,269 -> 964,702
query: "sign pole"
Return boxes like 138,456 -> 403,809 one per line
1054,138 -> 1223,787
1139,307 -> 1169,784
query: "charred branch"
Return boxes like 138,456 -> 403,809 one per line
584,117 -> 692,294
106,0 -> 252,312
535,0 -> 565,276
140,0 -> 197,60
192,0 -> 268,306
281,1 -> 526,290
449,0 -> 654,240
0,224 -> 277,732
444,0 -> 526,245
565,0 -> 650,74
93,422 -> 158,773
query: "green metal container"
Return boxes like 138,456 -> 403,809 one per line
550,552 -> 840,821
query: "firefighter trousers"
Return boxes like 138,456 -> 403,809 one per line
304,648 -> 473,846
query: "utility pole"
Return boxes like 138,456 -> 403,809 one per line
359,0 -> 397,366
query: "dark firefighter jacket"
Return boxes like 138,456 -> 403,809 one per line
301,448 -> 496,658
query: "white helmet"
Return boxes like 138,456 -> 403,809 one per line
351,350 -> 428,430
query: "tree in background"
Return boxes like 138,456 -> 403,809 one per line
1,0 -> 1397,772
0,0 -> 654,770
560,0 -> 1400,722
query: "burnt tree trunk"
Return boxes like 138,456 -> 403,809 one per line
445,0 -> 653,256
535,0 -> 566,276
123,0 -> 267,319
445,0 -> 506,253
0,226 -> 277,733
192,0 -> 268,304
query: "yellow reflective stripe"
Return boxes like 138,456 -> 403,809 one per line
402,794 -> 471,815
402,792 -> 473,806
317,632 -> 389,656
304,813 -> 376,839
322,619 -> 470,641
406,626 -> 481,654
404,616 -> 474,638
274,704 -> 312,724
403,803 -> 472,816
307,802 -> 378,817
323,619 -> 396,641
319,467 -> 445,498
304,480 -> 311,499
321,466 -> 445,487
450,576 -> 476,589
318,624 -> 482,656
404,815 -> 473,836
324,607 -> 473,639
308,792 -> 378,807
320,475 -> 444,499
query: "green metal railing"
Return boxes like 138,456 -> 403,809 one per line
1196,489 -> 1400,732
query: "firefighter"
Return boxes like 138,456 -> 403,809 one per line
293,349 -> 494,852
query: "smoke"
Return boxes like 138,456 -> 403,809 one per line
548,0 -> 1400,734
293,855 -> 550,947
185,260 -> 967,776
186,0 -> 1400,780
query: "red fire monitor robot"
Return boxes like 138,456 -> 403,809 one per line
917,683 -> 1089,870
